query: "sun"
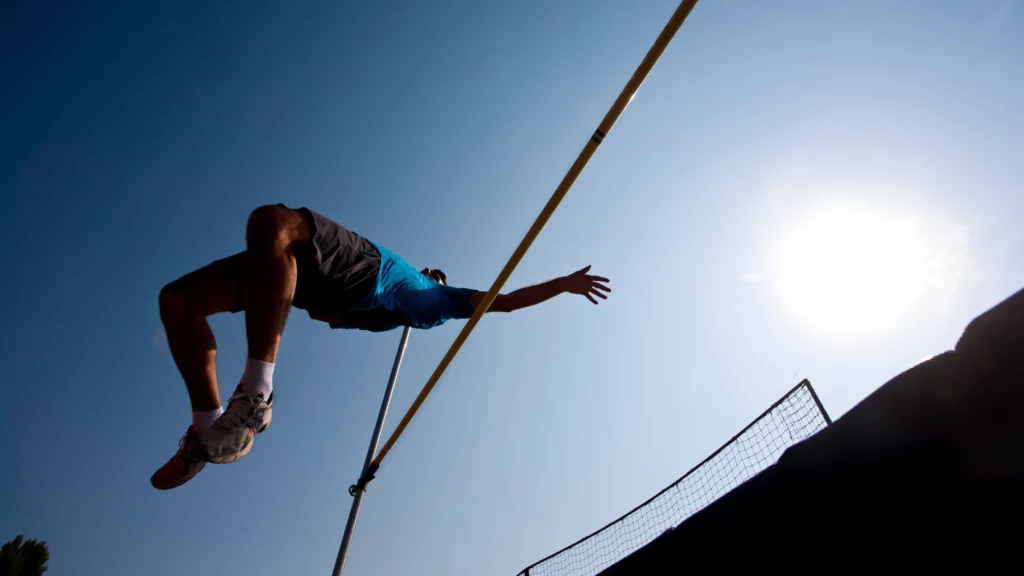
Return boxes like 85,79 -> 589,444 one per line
774,201 -> 930,337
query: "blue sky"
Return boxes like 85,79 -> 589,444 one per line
2,0 -> 1022,574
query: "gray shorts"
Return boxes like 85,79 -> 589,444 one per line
225,206 -> 381,314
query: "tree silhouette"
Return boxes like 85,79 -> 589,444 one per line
0,535 -> 49,576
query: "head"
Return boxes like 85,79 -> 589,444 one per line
421,267 -> 448,285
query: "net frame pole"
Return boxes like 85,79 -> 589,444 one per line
371,0 -> 701,471
333,327 -> 412,576
805,379 -> 832,425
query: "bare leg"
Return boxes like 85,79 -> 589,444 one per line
159,254 -> 244,411
243,205 -> 311,362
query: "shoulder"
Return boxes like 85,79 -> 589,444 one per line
442,285 -> 478,301
435,285 -> 478,319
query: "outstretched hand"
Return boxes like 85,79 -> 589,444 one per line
562,265 -> 611,305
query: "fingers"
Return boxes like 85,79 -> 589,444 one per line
573,267 -> 612,305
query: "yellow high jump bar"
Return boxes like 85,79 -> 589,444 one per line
368,0 -> 700,472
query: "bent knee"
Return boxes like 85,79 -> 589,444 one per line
246,204 -> 301,250
159,281 -> 192,324
246,205 -> 285,241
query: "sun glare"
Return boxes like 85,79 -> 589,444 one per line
775,202 -> 931,337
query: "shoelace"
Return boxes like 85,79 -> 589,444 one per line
216,389 -> 266,431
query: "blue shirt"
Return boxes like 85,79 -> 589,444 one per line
330,243 -> 477,332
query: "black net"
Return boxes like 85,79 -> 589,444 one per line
519,380 -> 830,576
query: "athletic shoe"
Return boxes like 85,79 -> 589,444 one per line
199,385 -> 273,464
151,426 -> 207,490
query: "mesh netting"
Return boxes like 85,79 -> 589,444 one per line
519,380 -> 830,576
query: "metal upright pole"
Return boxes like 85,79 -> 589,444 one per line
333,326 -> 412,576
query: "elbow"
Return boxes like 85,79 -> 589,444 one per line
471,292 -> 514,313
488,295 -> 513,313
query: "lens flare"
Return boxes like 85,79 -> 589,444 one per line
775,201 -> 930,336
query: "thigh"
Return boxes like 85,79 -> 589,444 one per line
170,252 -> 246,315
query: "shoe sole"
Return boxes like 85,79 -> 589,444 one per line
151,454 -> 207,490
151,462 -> 206,490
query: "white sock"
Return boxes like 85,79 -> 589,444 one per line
240,358 -> 274,400
193,407 -> 224,433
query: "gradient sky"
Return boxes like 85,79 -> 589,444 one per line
2,1 -> 1023,574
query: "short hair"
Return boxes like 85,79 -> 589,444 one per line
421,267 -> 447,285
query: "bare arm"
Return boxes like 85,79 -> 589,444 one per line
469,265 -> 611,313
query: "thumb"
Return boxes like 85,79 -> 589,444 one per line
577,265 -> 591,275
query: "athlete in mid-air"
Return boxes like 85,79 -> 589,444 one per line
152,204 -> 611,490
